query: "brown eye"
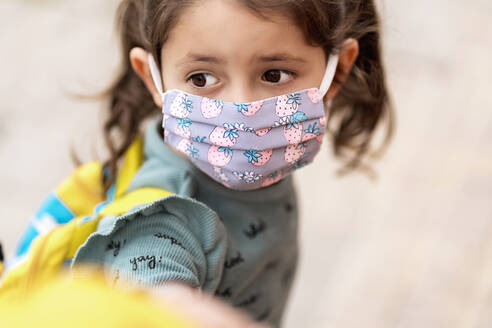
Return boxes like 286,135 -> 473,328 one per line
191,73 -> 206,87
263,70 -> 281,83
187,73 -> 218,88
262,70 -> 294,84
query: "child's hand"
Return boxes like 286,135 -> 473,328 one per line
152,283 -> 271,328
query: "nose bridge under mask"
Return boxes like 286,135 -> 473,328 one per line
224,82 -> 258,104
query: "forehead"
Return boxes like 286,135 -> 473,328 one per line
162,0 -> 320,64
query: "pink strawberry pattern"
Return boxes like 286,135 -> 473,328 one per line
176,138 -> 199,159
175,118 -> 192,138
284,143 -> 307,163
201,98 -> 224,119
208,145 -> 233,167
163,87 -> 327,189
170,92 -> 193,118
243,149 -> 273,166
283,125 -> 303,145
209,126 -> 238,147
275,93 -> 302,117
174,125 -> 190,138
176,139 -> 191,154
302,122 -> 322,143
307,88 -> 323,104
234,101 -> 264,117
283,112 -> 308,144
255,128 -> 271,137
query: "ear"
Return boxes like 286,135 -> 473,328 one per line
129,47 -> 163,108
324,38 -> 359,101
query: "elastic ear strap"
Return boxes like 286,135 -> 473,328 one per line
319,53 -> 339,97
148,53 -> 164,94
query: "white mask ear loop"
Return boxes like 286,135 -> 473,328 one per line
148,53 -> 164,95
318,53 -> 339,99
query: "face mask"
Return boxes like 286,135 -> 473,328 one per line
148,52 -> 339,191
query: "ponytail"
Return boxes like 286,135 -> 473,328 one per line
101,1 -> 158,193
328,0 -> 395,177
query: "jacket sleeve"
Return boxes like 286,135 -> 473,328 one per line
71,195 -> 228,293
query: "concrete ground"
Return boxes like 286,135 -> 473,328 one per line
1,0 -> 491,327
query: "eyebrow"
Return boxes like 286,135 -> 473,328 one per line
257,53 -> 308,63
177,53 -> 226,66
177,52 -> 307,66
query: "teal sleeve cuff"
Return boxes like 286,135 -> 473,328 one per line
72,195 -> 228,292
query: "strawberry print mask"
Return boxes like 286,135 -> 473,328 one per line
148,53 -> 339,190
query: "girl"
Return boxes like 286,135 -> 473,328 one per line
5,0 -> 393,327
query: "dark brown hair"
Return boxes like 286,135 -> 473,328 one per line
96,0 -> 394,193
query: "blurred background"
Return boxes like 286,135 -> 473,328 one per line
1,0 -> 491,327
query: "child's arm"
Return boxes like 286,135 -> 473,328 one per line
153,283 -> 271,328
72,195 -> 227,292
0,274 -> 269,328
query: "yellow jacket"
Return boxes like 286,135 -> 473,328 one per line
0,136 -> 172,301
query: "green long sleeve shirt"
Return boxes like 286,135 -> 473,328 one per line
73,118 -> 299,327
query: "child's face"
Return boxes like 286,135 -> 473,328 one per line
160,0 -> 327,104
